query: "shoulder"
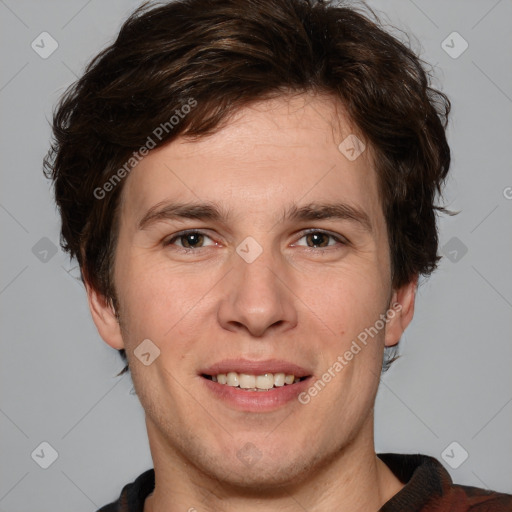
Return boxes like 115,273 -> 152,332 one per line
450,483 -> 512,511
379,453 -> 512,511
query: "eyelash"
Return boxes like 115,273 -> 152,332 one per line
163,229 -> 348,252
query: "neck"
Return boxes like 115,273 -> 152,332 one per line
144,416 -> 404,512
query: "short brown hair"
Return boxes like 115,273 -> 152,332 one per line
43,0 -> 451,371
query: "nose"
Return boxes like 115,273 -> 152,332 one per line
217,244 -> 298,338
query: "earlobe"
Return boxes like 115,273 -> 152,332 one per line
85,282 -> 125,350
384,276 -> 418,347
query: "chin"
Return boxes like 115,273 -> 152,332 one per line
189,441 -> 323,494
204,458 -> 313,492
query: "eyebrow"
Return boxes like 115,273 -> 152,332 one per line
138,200 -> 372,233
286,202 -> 372,233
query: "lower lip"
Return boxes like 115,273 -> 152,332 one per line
201,376 -> 312,412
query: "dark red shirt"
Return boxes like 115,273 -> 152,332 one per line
97,453 -> 512,511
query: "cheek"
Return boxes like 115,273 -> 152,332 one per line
116,256 -> 221,365
116,257 -> 189,337
303,263 -> 390,337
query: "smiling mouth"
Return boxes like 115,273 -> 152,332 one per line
201,372 -> 310,391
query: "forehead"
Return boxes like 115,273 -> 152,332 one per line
172,93 -> 363,167
119,93 -> 383,229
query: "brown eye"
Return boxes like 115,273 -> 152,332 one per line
294,230 -> 346,249
165,231 -> 215,249
179,232 -> 204,248
305,232 -> 330,248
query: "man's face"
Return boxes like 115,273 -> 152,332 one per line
91,93 -> 414,488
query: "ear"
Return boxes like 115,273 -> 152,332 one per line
85,281 -> 125,350
384,275 -> 418,347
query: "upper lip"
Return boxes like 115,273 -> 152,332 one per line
200,359 -> 312,378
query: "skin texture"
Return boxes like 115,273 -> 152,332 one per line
87,93 -> 417,512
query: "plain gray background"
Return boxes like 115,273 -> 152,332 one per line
1,0 -> 511,510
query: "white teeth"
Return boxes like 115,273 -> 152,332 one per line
239,374 -> 256,389
255,374 -> 274,390
284,374 -> 295,385
273,373 -> 285,387
226,372 -> 239,387
209,372 -> 302,390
